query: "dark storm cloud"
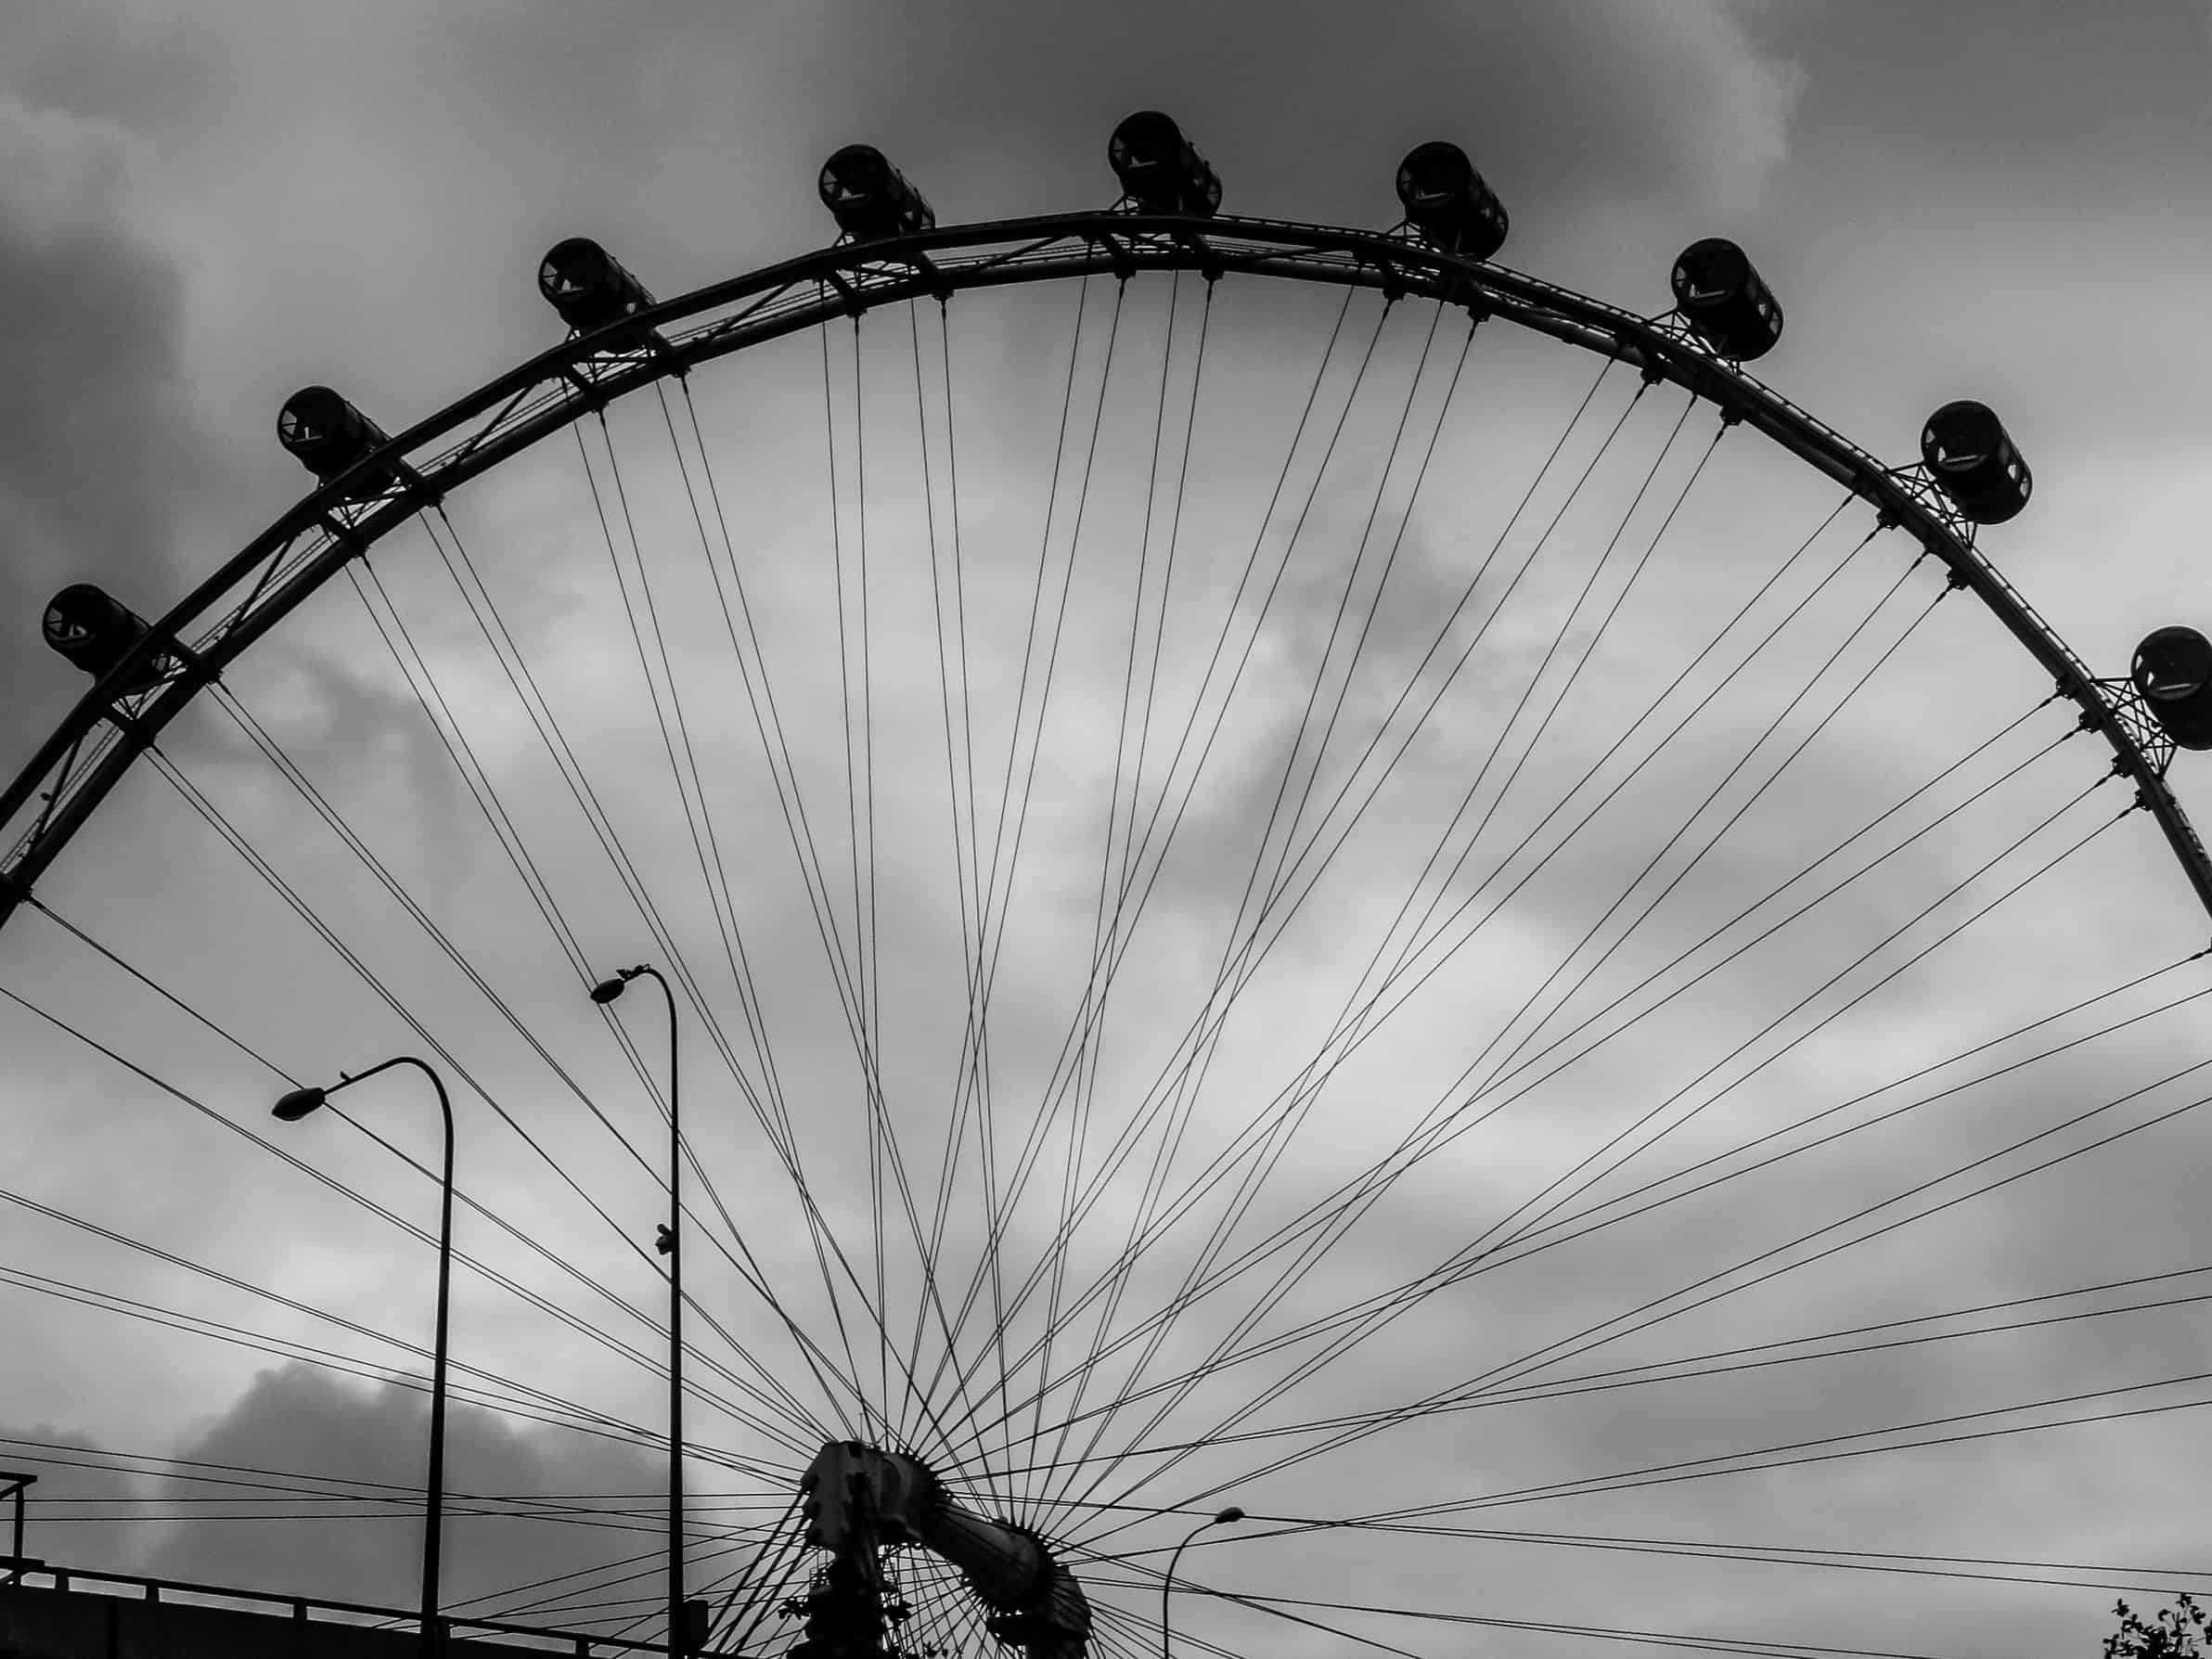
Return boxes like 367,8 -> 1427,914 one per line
142,1364 -> 671,1615
647,0 -> 1801,242
0,1421 -> 148,1575
0,90 -> 230,777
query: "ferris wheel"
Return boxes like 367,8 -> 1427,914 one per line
6,110 -> 2212,1659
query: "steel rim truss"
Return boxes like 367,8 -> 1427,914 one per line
4,208 -> 2207,929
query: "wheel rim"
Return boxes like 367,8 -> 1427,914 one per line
4,221 -> 2209,1659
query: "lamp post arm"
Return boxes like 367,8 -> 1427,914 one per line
1163,1520 -> 1212,1659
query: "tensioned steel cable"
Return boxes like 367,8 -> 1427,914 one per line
1044,270 -> 1222,1482
676,354 -> 994,1451
206,683 -> 677,1205
1185,1516 -> 2210,1598
1379,1364 -> 2212,1519
926,351 -> 1640,1460
651,385 -> 797,1122
402,509 -> 704,1151
903,291 -> 1015,1472
1258,859 -> 2196,1473
1018,275 -> 1136,1522
1118,1577 -> 1965,1659
1056,283 -> 1231,1445
976,1254 -> 2212,1474
823,315 -> 1014,1470
1045,304 -> 1476,1510
688,299 -> 1019,1483
989,382 -> 1731,1498
1057,945 -> 2212,1456
1458,568 -> 1961,1114
1026,533 -> 1946,1421
1079,392 -> 1715,1470
0,1006 -> 819,1470
1289,539 -> 1935,1206
1125,501 -> 1874,1259
1065,1492 -> 2212,1589
922,273 -> 1110,1490
945,286 -> 1412,1381
990,365 -> 1654,1371
1211,779 -> 2132,1441
931,287 -> 1399,1486
1049,297 -> 1460,1506
1468,698 -> 2063,1114
1057,790 -> 2142,1537
823,317 -> 892,1434
0,957 -> 772,1437
605,394 -> 986,1475
903,296 -> 1002,1452
1465,760 -> 2117,1274
0,1189 -> 649,1437
590,406 -> 959,1459
1273,708 -> 2073,1309
827,318 -> 926,1451
1067,520 -> 1892,1331
585,409 -> 802,1147
0,1434 -> 787,1535
132,748 -> 845,1447
0,1267 -> 663,1449
924,281 -> 1372,1462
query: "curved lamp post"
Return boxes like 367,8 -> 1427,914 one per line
1163,1506 -> 1244,1659
272,1056 -> 455,1656
590,963 -> 687,1655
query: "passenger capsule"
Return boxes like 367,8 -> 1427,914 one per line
2132,625 -> 2212,751
43,583 -> 163,689
1108,110 -> 1221,217
818,145 -> 935,239
538,238 -> 656,333
1669,238 -> 1783,361
1919,400 -> 2032,525
1395,141 -> 1508,262
277,386 -> 392,492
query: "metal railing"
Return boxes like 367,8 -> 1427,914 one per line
0,1559 -> 675,1656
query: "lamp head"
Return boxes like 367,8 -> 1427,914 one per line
1214,1506 -> 1245,1524
589,976 -> 627,1004
271,1086 -> 328,1122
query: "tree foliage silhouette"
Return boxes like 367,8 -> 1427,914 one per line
2105,1597 -> 2208,1659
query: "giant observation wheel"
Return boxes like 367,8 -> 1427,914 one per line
6,113 -> 2212,1659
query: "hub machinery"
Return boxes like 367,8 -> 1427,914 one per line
791,1443 -> 1092,1659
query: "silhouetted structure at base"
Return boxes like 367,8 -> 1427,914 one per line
2,1566 -> 664,1659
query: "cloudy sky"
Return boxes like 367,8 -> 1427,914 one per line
4,6 -> 2212,1659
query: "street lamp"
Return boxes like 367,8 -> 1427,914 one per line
272,1056 -> 456,1657
589,963 -> 688,1655
1162,1506 -> 1245,1659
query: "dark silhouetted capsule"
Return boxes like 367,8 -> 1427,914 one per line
538,238 -> 656,333
1919,400 -> 2032,524
1108,110 -> 1221,216
2133,625 -> 2212,751
1669,238 -> 1783,361
1395,141 -> 1508,262
818,145 -> 935,238
277,386 -> 392,492
43,583 -> 161,689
